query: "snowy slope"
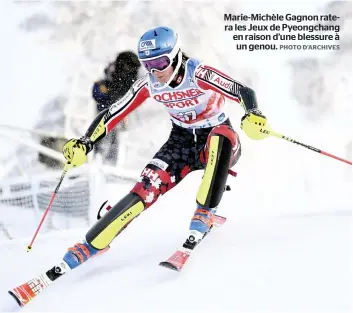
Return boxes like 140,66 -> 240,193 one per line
0,171 -> 351,313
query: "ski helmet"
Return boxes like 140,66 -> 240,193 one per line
137,26 -> 181,73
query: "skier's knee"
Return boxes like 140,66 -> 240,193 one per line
85,193 -> 145,250
131,165 -> 173,209
209,124 -> 238,147
202,125 -> 241,168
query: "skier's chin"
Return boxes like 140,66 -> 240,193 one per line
155,75 -> 170,84
153,69 -> 173,84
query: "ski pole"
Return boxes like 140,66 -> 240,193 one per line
27,162 -> 73,252
260,127 -> 352,166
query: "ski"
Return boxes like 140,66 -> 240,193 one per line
159,214 -> 226,272
8,247 -> 110,307
8,260 -> 70,307
8,213 -> 227,306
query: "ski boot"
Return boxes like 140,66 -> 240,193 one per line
63,199 -> 127,270
63,241 -> 100,269
185,205 -> 216,249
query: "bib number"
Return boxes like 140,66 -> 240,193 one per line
177,110 -> 197,122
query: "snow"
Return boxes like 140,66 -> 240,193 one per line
0,171 -> 351,312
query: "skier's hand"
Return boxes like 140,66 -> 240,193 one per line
62,138 -> 90,167
240,109 -> 270,140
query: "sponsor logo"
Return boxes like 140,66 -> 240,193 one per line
195,66 -> 208,79
260,128 -> 270,135
210,150 -> 215,165
149,158 -> 169,170
154,89 -> 204,109
109,90 -> 133,113
141,168 -> 159,181
90,119 -> 105,142
120,210 -> 133,222
139,39 -> 156,51
164,98 -> 200,109
218,113 -> 226,122
211,74 -> 233,91
281,135 -> 294,142
154,89 -> 204,102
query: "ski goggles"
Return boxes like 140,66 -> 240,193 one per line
140,55 -> 172,73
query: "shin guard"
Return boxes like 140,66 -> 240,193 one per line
86,193 -> 145,250
197,135 -> 232,208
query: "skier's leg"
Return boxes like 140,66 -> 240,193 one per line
63,127 -> 196,269
190,124 -> 241,236
62,192 -> 144,269
130,126 -> 197,209
84,155 -> 188,253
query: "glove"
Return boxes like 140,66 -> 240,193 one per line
62,138 -> 90,167
240,109 -> 270,140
